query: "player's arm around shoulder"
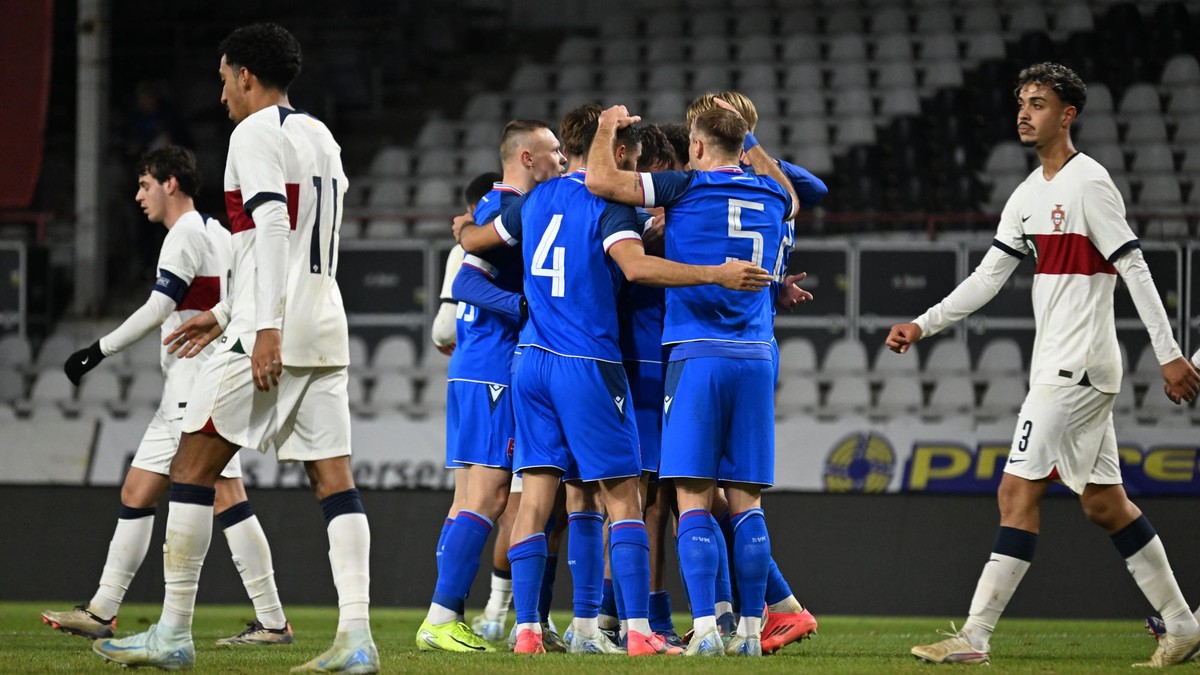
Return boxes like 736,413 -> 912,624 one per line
607,238 -> 771,291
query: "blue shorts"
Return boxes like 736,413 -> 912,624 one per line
624,359 -> 664,474
512,347 -> 641,482
446,380 -> 515,470
659,356 -> 775,486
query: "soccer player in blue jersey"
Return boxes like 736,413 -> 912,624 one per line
417,120 -> 565,653
456,114 -> 770,656
585,102 -> 799,657
684,91 -> 822,654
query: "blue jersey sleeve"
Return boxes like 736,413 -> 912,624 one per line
599,202 -> 642,252
451,264 -> 523,319
643,170 -> 696,209
777,159 -> 828,208
492,192 -> 530,246
633,207 -> 655,233
472,196 -> 501,225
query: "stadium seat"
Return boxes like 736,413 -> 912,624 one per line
777,336 -> 817,377
555,36 -> 596,63
372,335 -> 418,376
781,63 -> 822,91
913,7 -> 954,34
924,375 -> 975,418
368,146 -> 412,177
1136,175 -> 1184,208
1076,114 -> 1120,145
774,376 -> 819,419
879,89 -> 922,117
413,148 -> 458,178
983,142 -> 1031,175
822,375 -> 871,417
1112,383 -> 1136,419
833,116 -> 877,147
692,64 -> 733,91
916,33 -> 958,62
828,62 -> 870,90
822,337 -> 869,378
690,11 -> 728,37
825,7 -> 867,36
421,348 -> 452,380
779,12 -> 818,36
419,376 -> 449,412
791,144 -> 834,175
1053,2 -> 1093,34
126,336 -> 161,374
960,5 -> 1002,34
645,90 -> 688,123
1131,346 -> 1164,387
1007,5 -> 1049,34
791,117 -> 830,146
598,13 -> 638,38
975,338 -> 1024,380
1118,83 -> 1163,117
599,37 -> 641,64
977,376 -> 1026,419
780,35 -> 820,62
0,334 -> 33,370
369,372 -> 415,412
463,93 -> 504,121
124,370 -> 164,410
348,334 -> 370,375
555,65 -> 595,93
509,93 -> 555,121
784,90 -> 827,118
921,60 -> 964,92
1124,114 -> 1169,144
876,62 -> 918,90
873,35 -> 914,63
462,147 -> 500,176
733,9 -> 774,36
737,39 -> 777,63
753,119 -> 783,148
77,370 -> 122,411
874,376 -> 923,417
827,34 -> 868,62
509,64 -> 549,93
347,375 -> 368,416
870,7 -> 910,36
873,342 -> 920,379
415,118 -> 458,149
648,10 -> 686,37
1087,142 -> 1126,175
1167,85 -> 1200,119
26,370 -> 76,415
1161,54 -> 1200,89
1131,143 -> 1176,174
1138,385 -> 1190,425
962,32 -> 1006,63
0,367 -> 25,403
413,178 -> 457,209
1086,82 -> 1114,114
34,334 -> 76,373
738,63 -> 779,91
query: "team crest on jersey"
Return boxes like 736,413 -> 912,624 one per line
1050,204 -> 1065,232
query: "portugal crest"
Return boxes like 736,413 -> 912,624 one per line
1051,204 -> 1065,232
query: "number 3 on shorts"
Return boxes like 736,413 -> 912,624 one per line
1017,419 -> 1033,452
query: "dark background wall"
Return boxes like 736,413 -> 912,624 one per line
4,486 -> 1200,619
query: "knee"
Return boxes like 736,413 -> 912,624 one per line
1081,495 -> 1125,529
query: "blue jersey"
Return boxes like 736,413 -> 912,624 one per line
640,166 -> 790,353
493,169 -> 641,362
619,208 -> 665,364
447,183 -> 524,384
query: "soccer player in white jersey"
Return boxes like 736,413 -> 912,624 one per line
888,63 -> 1200,668
46,146 -> 290,646
92,24 -> 377,673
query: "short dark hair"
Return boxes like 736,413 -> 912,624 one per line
137,145 -> 202,196
692,108 -> 748,157
659,123 -> 690,166
559,103 -> 602,157
500,119 -> 552,162
636,124 -> 676,171
464,171 -> 501,209
219,23 -> 302,92
1014,62 -> 1086,113
581,119 -> 642,161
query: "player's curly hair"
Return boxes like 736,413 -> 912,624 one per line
637,124 -> 676,171
1014,62 -> 1086,113
137,145 -> 202,197
219,23 -> 302,92
692,108 -> 748,157
659,123 -> 690,167
559,103 -> 602,157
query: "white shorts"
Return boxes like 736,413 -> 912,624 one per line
1003,383 -> 1120,494
131,409 -> 242,479
181,350 -> 351,463
510,473 -> 523,494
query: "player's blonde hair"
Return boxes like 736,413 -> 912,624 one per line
685,91 -> 759,132
692,108 -> 748,157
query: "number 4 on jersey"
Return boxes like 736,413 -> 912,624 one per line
532,213 -> 566,297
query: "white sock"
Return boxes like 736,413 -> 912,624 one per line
628,617 -> 651,635
573,616 -> 598,635
1126,536 -> 1198,635
693,615 -> 717,635
517,621 -> 541,635
223,515 -> 286,630
715,600 -> 733,617
160,502 -> 213,630
963,553 -> 1030,650
768,594 -> 804,613
90,515 -> 155,619
738,615 -> 762,639
328,513 -> 371,634
484,573 -> 513,622
426,603 -> 456,625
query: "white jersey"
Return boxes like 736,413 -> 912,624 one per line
156,211 -> 232,418
993,152 -> 1137,393
223,105 -> 350,366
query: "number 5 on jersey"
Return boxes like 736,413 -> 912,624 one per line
532,214 -> 566,297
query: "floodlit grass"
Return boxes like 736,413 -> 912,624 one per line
0,602 -> 1164,673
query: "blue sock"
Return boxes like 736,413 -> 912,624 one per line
436,517 -> 453,574
600,578 -> 617,619
610,520 -> 650,621
730,509 -> 771,619
539,554 -> 558,623
649,590 -> 675,632
717,512 -> 739,611
711,514 -> 733,607
613,569 -> 627,622
507,533 -> 547,626
568,512 -> 604,620
431,510 -> 493,615
765,557 -> 793,606
677,509 -> 718,619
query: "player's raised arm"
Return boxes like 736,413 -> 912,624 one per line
714,97 -> 799,221
584,105 -> 644,205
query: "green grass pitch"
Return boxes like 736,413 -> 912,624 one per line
0,602 -> 1166,672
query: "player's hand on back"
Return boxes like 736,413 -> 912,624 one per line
436,343 -> 455,356
776,272 -> 814,311
164,310 -> 223,359
886,323 -> 922,354
714,260 -> 772,291
63,341 -> 105,386
1160,356 -> 1200,404
451,213 -> 475,244
252,328 -> 283,392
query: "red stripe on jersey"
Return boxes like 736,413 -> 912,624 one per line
285,182 -> 299,230
176,275 -> 220,311
225,189 -> 254,234
1033,233 -> 1116,276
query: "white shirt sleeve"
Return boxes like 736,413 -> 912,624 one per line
1113,248 -> 1182,365
99,292 -> 176,356
440,245 -> 464,300
1192,347 -> 1200,369
431,245 -> 464,348
913,246 -> 1022,338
